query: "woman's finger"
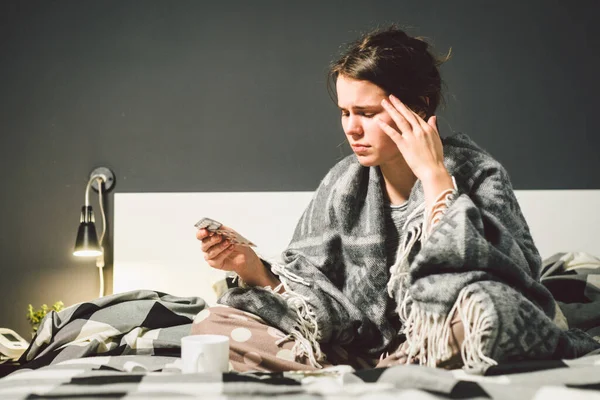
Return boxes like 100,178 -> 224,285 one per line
201,234 -> 224,253
376,118 -> 405,147
196,228 -> 214,241
414,113 -> 440,147
376,352 -> 408,368
388,95 -> 420,130
426,115 -> 438,133
381,98 -> 413,134
411,109 -> 431,131
204,238 -> 233,260
206,243 -> 236,269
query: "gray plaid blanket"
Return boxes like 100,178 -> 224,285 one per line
18,290 -> 206,369
1,253 -> 599,399
541,252 -> 600,341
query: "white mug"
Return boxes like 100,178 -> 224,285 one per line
181,334 -> 230,373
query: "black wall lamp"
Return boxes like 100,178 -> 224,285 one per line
73,167 -> 115,297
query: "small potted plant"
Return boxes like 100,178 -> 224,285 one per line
26,301 -> 65,336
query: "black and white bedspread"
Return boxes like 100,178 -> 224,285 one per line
1,353 -> 600,399
1,252 -> 599,400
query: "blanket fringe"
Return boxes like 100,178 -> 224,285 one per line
389,178 -> 497,369
387,220 -> 423,298
387,177 -> 458,297
453,287 -> 498,368
268,262 -> 325,368
398,286 -> 498,369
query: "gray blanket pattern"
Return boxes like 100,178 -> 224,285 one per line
220,133 -> 600,369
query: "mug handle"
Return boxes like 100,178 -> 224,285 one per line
194,350 -> 205,372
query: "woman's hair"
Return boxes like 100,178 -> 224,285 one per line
328,25 -> 451,119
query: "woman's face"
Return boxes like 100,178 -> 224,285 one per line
336,75 -> 403,167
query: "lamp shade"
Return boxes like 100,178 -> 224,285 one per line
73,206 -> 102,257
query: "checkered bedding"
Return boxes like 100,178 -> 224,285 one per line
1,353 -> 600,399
0,252 -> 599,399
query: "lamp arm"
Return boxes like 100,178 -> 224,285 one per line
94,176 -> 106,299
84,174 -> 107,297
96,180 -> 106,264
84,174 -> 105,207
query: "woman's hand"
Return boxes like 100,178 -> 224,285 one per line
196,228 -> 280,289
376,94 -> 455,208
376,94 -> 446,182
376,342 -> 415,368
376,315 -> 466,370
196,228 -> 252,271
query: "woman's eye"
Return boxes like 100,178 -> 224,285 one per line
340,111 -> 376,118
356,112 -> 376,118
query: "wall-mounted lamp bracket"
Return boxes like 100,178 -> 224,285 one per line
89,167 -> 115,192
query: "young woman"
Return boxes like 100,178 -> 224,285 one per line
193,25 -> 599,372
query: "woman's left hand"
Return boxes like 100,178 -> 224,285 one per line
377,94 -> 446,182
376,342 -> 415,368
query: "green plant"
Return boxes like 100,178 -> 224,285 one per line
26,301 -> 65,333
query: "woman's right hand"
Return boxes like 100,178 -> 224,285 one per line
196,227 -> 285,291
196,228 -> 259,273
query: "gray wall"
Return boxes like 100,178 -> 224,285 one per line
1,0 -> 598,338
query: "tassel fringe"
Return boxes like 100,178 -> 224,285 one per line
387,176 -> 498,369
268,262 -> 325,368
398,286 -> 498,369
387,176 -> 458,297
228,261 -> 324,368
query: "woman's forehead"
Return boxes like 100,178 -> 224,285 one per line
336,76 -> 386,107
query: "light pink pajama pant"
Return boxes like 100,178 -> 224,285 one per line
190,305 -> 379,372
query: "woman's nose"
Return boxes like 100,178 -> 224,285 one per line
345,115 -> 363,136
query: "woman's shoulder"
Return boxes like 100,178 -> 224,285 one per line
442,132 -> 506,171
442,132 -> 491,156
441,132 -> 512,190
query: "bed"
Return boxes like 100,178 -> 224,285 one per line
1,190 -> 599,400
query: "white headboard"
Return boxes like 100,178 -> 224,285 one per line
113,190 -> 600,305
113,192 -> 314,305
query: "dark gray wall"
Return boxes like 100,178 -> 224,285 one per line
1,0 -> 598,337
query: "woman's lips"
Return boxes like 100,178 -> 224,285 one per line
352,144 -> 370,153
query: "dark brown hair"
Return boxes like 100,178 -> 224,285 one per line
328,25 -> 451,119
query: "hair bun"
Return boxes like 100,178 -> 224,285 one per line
411,36 -> 429,53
